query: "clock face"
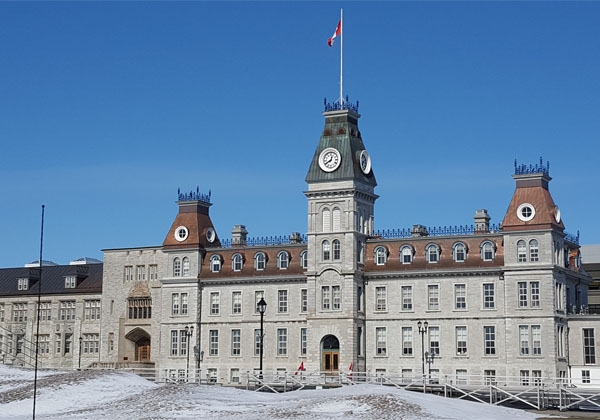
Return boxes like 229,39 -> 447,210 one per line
360,150 -> 371,174
318,148 -> 341,172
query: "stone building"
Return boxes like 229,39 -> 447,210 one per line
0,101 -> 597,388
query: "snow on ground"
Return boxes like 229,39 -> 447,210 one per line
0,365 -> 546,420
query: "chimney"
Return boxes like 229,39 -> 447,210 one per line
474,209 -> 491,233
231,225 -> 248,246
411,224 -> 429,237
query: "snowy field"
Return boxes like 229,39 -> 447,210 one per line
0,365 -> 547,420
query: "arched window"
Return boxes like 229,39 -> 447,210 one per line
517,240 -> 527,262
322,208 -> 331,232
453,242 -> 467,262
210,255 -> 221,273
322,240 -> 331,261
426,244 -> 440,263
300,250 -> 308,269
182,257 -> 190,276
481,241 -> 495,261
277,251 -> 289,269
374,246 -> 387,265
232,253 -> 243,271
333,239 -> 341,260
254,252 -> 266,271
401,245 -> 413,264
173,257 -> 181,277
332,208 -> 341,231
529,239 -> 539,262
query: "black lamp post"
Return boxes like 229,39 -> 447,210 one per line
257,298 -> 267,380
417,320 -> 428,378
185,325 -> 194,381
78,336 -> 83,370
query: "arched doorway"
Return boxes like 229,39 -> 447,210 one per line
124,327 -> 151,362
321,335 -> 339,373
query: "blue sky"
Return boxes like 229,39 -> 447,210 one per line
1,1 -> 599,267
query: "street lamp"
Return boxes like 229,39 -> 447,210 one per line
417,321 -> 428,379
78,336 -> 83,370
257,298 -> 267,380
185,325 -> 194,381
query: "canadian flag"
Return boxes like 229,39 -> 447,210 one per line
327,20 -> 341,47
348,362 -> 353,381
295,361 -> 305,375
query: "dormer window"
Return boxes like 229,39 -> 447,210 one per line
453,242 -> 467,262
17,278 -> 29,291
426,244 -> 440,263
64,276 -> 76,289
401,245 -> 413,264
277,251 -> 289,270
374,246 -> 387,265
254,252 -> 266,271
481,241 -> 495,261
232,253 -> 243,271
300,250 -> 308,269
210,255 -> 222,273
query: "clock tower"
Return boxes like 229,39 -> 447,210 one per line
304,99 -> 377,374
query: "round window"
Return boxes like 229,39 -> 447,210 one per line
517,203 -> 536,222
174,226 -> 189,242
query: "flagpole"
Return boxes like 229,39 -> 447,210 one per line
340,8 -> 343,105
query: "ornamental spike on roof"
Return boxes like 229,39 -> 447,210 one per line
177,187 -> 211,203
324,95 -> 359,113
514,156 -> 550,176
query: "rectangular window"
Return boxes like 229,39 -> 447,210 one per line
59,301 -> 76,321
583,328 -> 596,364
232,291 -> 242,314
0,303 -> 4,322
484,326 -> 496,355
357,326 -> 363,356
454,284 -> 466,309
401,286 -> 413,311
402,369 -> 413,383
322,286 -> 330,310
124,266 -> 134,282
376,327 -> 387,356
429,326 -> 440,356
332,286 -> 341,310
64,333 -> 72,354
456,326 -> 467,355
207,368 -> 217,383
12,302 -> 28,322
84,300 -> 101,321
64,276 -> 76,289
582,370 -> 591,384
231,329 -> 241,356
210,292 -> 220,315
518,282 -> 528,307
82,333 -> 100,354
55,333 -> 61,355
301,328 -> 307,355
484,370 -> 497,385
255,291 -> 264,313
532,370 -> 542,386
520,325 -> 530,355
402,327 -> 413,356
136,265 -> 146,281
456,369 -> 468,385
254,329 -> 261,356
39,301 -> 52,321
532,325 -> 541,355
531,282 -> 540,307
428,285 -> 439,310
277,328 -> 287,356
108,332 -> 114,353
375,286 -> 387,311
17,278 -> 29,291
172,293 -> 180,315
209,330 -> 219,356
483,283 -> 495,309
520,370 -> 530,386
357,286 -> 363,312
230,368 -> 240,383
36,334 -> 50,354
278,290 -> 288,313
180,330 -> 187,356
301,289 -> 308,313
149,264 -> 158,281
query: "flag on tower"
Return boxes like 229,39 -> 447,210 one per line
327,20 -> 342,47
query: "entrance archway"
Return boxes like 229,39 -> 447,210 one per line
124,327 -> 151,362
321,335 -> 339,373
